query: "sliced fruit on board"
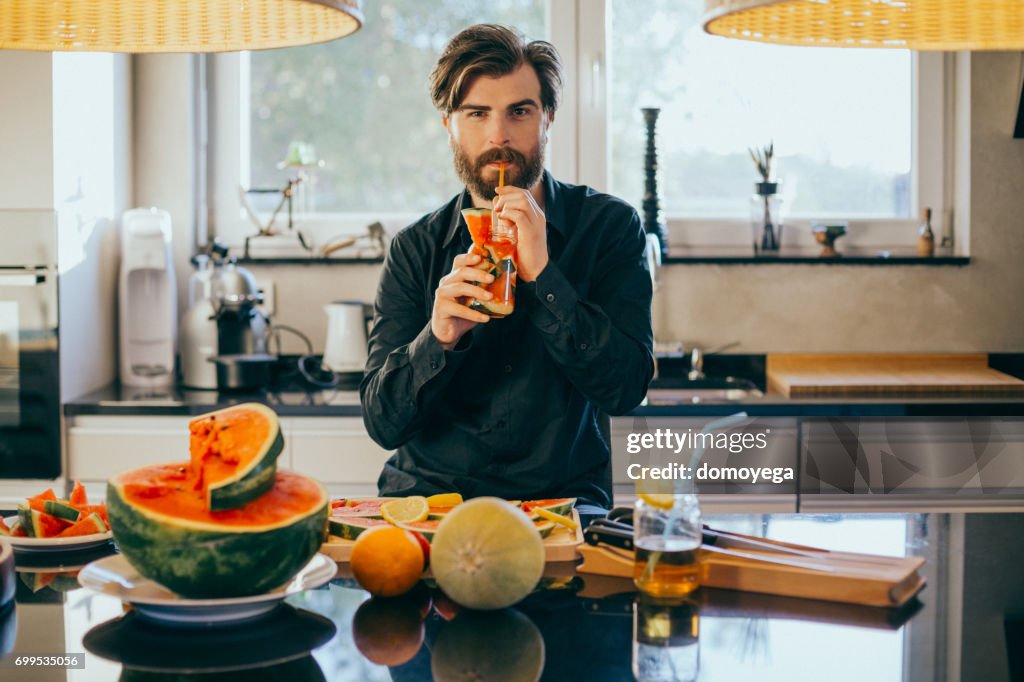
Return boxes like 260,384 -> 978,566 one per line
188,402 -> 284,511
394,517 -> 556,543
44,500 -> 82,524
381,496 -> 429,525
427,507 -> 456,520
328,516 -> 390,541
57,512 -> 108,537
425,493 -> 463,508
330,499 -> 388,518
520,498 -> 576,516
108,464 -> 327,598
533,507 -> 579,531
430,497 -> 544,610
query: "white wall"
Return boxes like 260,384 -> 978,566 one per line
0,52 -> 54,209
53,53 -> 132,400
135,52 -> 1024,356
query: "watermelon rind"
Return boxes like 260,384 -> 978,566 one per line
521,498 -> 576,517
533,520 -> 556,539
328,516 -> 389,541
107,469 -> 328,598
190,403 -> 285,512
44,500 -> 81,523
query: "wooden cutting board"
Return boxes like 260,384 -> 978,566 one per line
321,509 -> 584,564
766,353 -> 1024,397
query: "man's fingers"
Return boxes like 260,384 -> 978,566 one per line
438,282 -> 493,302
452,252 -> 483,269
439,299 -> 490,323
442,267 -> 494,285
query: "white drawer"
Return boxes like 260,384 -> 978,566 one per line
288,417 -> 393,487
66,416 -> 192,482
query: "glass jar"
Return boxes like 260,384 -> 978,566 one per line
633,495 -> 703,598
750,182 -> 783,253
632,595 -> 700,682
461,207 -> 517,318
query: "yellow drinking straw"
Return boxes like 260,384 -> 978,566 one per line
498,161 -> 505,188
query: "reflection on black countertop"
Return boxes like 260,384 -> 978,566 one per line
65,354 -> 1024,418
4,513 -> 1022,681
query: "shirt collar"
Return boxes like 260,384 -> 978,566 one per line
442,170 -> 567,248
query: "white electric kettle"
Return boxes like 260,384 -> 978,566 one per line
323,301 -> 374,373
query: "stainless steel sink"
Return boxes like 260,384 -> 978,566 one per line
645,377 -> 763,404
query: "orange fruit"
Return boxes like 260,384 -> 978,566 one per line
350,525 -> 425,598
352,597 -> 425,666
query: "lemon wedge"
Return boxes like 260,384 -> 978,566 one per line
381,496 -> 429,525
425,493 -> 463,508
533,507 -> 579,530
637,493 -> 675,510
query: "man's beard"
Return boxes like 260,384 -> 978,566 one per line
451,141 -> 545,200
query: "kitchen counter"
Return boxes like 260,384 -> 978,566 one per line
2,512 -> 1021,680
64,382 -> 1024,417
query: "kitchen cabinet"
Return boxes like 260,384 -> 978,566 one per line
799,417 -> 1024,511
286,417 -> 392,497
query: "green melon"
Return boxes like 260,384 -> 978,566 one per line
430,497 -> 544,610
188,403 -> 284,511
107,464 -> 327,598
431,609 -> 545,682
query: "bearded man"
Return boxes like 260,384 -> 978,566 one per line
360,24 -> 654,516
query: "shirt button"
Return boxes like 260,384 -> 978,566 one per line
545,293 -> 555,303
430,360 -> 439,370
504,364 -> 512,373
579,343 -> 588,351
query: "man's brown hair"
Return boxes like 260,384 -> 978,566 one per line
429,24 -> 563,117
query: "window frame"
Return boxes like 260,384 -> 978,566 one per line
208,0 -> 952,252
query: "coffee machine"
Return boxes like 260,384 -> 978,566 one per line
179,250 -> 271,389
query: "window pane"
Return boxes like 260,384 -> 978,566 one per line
249,1 -> 546,214
610,0 -> 913,219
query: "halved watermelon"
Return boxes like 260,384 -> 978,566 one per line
328,516 -> 390,540
520,498 -> 576,517
108,464 -> 327,598
188,403 -> 284,511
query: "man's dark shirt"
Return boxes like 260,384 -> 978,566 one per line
359,171 -> 654,509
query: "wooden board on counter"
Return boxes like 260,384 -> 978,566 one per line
321,509 -> 584,564
578,537 -> 925,608
766,353 -> 1024,398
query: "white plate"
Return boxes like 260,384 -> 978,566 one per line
79,553 -> 336,626
2,516 -> 113,554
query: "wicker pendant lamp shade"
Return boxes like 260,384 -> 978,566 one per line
704,0 -> 1024,50
0,0 -> 363,53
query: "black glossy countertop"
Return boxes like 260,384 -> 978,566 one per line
64,383 -> 1024,418
2,512 -> 1020,680
63,353 -> 1024,418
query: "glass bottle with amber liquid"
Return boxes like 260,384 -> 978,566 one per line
633,494 -> 702,598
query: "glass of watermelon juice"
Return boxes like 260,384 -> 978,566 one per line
461,207 -> 516,318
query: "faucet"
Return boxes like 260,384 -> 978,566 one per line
687,341 -> 741,381
688,347 -> 705,381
